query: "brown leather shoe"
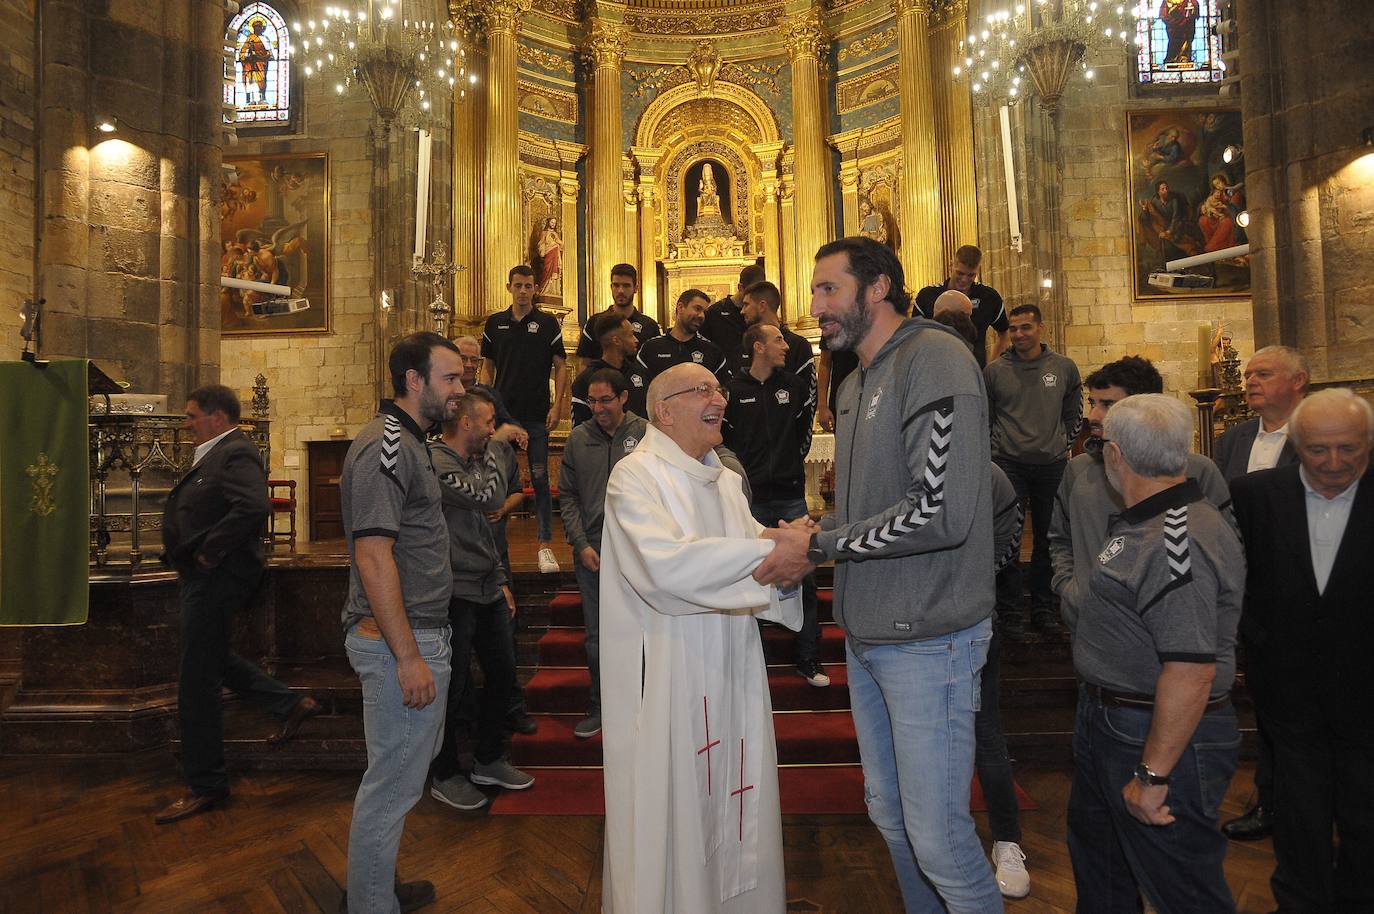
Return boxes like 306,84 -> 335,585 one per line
270,696 -> 323,745
154,793 -> 221,825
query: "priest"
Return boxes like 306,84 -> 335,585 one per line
599,362 -> 803,913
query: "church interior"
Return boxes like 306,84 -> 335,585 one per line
1,0 -> 1371,910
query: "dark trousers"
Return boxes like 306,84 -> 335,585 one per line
1067,686 -> 1239,914
1266,713 -> 1374,914
574,561 -> 602,713
433,595 -> 516,774
750,497 -> 819,666
974,629 -> 1022,843
177,568 -> 299,797
993,457 -> 1065,615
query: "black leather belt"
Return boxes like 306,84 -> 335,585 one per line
1088,683 -> 1231,713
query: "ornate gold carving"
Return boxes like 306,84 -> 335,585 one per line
478,0 -> 532,37
635,82 -> 781,147
781,8 -> 828,61
928,0 -> 968,26
517,42 -> 575,75
623,6 -> 781,36
26,452 -> 58,517
687,40 -> 721,94
838,26 -> 896,62
837,62 -> 899,113
627,64 -> 692,99
663,141 -> 753,248
891,0 -> 932,17
518,81 -> 578,123
538,0 -> 580,20
584,22 -> 629,69
651,98 -> 763,146
721,61 -> 783,94
627,60 -> 784,100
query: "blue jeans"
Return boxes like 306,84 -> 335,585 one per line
516,419 -> 553,543
847,618 -> 1003,913
345,625 -> 452,914
574,560 -> 601,714
1067,685 -> 1239,914
750,497 -> 820,666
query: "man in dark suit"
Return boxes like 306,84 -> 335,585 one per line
1230,388 -> 1374,913
1213,345 -> 1306,841
155,385 -> 319,824
1212,345 -> 1306,483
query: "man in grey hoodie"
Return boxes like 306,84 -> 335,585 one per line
559,368 -> 649,740
756,236 -> 1003,913
984,303 -> 1082,637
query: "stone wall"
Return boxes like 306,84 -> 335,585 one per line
0,0 -> 36,362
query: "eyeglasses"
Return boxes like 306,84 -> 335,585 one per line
662,383 -> 730,403
587,395 -> 622,407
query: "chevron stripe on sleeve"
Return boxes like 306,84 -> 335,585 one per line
439,449 -> 502,503
380,415 -> 404,490
1163,505 -> 1191,580
997,499 -> 1025,574
836,402 -> 953,555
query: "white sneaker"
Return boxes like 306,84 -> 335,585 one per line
797,663 -> 831,687
538,546 -> 560,574
992,841 -> 1030,899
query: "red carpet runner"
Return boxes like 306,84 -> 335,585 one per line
493,589 -> 1038,816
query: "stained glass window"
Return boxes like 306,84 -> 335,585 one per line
225,3 -> 291,125
1134,0 -> 1225,86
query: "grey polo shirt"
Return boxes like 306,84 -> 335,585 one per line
1073,480 -> 1244,699
340,401 -> 452,633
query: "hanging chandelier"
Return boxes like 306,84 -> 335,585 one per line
298,0 -> 470,127
954,0 -> 1141,112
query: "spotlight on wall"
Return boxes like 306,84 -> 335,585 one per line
95,116 -> 118,134
1222,144 -> 1242,164
1236,210 -> 1250,228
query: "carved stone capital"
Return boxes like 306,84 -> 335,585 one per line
558,177 -> 580,201
891,0 -> 932,19
478,0 -> 532,37
637,184 -> 657,206
780,8 -> 828,62
584,21 -> 629,70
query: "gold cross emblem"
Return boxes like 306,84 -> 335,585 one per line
25,452 -> 59,517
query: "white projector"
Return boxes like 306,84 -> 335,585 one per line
250,297 -> 311,317
1147,272 -> 1215,291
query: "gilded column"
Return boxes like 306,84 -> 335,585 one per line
631,146 -> 664,323
453,49 -> 486,331
585,21 -> 629,305
557,174 -> 582,325
782,4 -> 832,302
750,141 -> 785,297
779,154 -> 799,316
838,160 -> 861,235
481,0 -> 529,311
622,158 -> 639,282
893,0 -> 943,287
931,0 -> 976,262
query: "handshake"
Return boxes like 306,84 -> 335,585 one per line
752,515 -> 820,591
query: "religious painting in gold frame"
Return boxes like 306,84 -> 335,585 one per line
220,152 -> 331,335
1126,108 -> 1248,301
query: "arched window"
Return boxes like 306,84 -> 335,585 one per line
225,2 -> 292,126
1135,0 -> 1225,87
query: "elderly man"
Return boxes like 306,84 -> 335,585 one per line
1230,388 -> 1374,914
932,288 -> 973,318
599,362 -> 802,914
1213,345 -> 1306,483
1067,394 -> 1244,914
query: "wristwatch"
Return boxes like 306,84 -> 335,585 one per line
806,532 -> 826,565
1134,762 -> 1170,786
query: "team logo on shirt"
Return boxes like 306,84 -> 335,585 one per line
1098,535 -> 1125,564
623,436 -> 638,452
527,322 -> 540,334
865,387 -> 883,420
631,375 -> 644,387
775,389 -> 791,405
691,351 -> 703,363
1042,373 -> 1057,387
631,321 -> 642,332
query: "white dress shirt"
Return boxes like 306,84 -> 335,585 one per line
1247,422 -> 1289,473
1300,466 -> 1360,595
192,427 -> 235,467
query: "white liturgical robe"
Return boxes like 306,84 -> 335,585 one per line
599,425 -> 802,914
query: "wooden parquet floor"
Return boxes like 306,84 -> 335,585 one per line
0,754 -> 1277,914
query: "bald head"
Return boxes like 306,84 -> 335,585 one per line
1290,388 -> 1373,498
932,289 -> 973,318
647,363 -> 727,460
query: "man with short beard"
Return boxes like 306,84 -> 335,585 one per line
636,288 -> 728,385
340,332 -> 466,913
576,263 -> 661,360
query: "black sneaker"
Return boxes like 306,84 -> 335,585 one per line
338,879 -> 436,914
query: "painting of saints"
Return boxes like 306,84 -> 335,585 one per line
1141,126 -> 1188,179
1158,0 -> 1200,65
238,18 -> 274,107
857,197 -> 887,245
1198,174 -> 1246,253
536,216 -> 563,298
1138,179 -> 1202,260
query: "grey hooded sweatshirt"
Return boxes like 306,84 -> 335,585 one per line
429,438 -> 513,602
814,318 -> 995,645
984,343 -> 1082,465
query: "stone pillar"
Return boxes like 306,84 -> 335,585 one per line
631,146 -> 664,324
585,21 -> 629,308
782,4 -> 832,292
750,141 -> 785,297
893,0 -> 944,288
453,54 -> 486,331
930,1 -> 976,263
480,0 -> 529,315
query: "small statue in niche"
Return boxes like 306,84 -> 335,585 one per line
536,216 -> 564,298
858,197 -> 887,244
697,163 -> 721,217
